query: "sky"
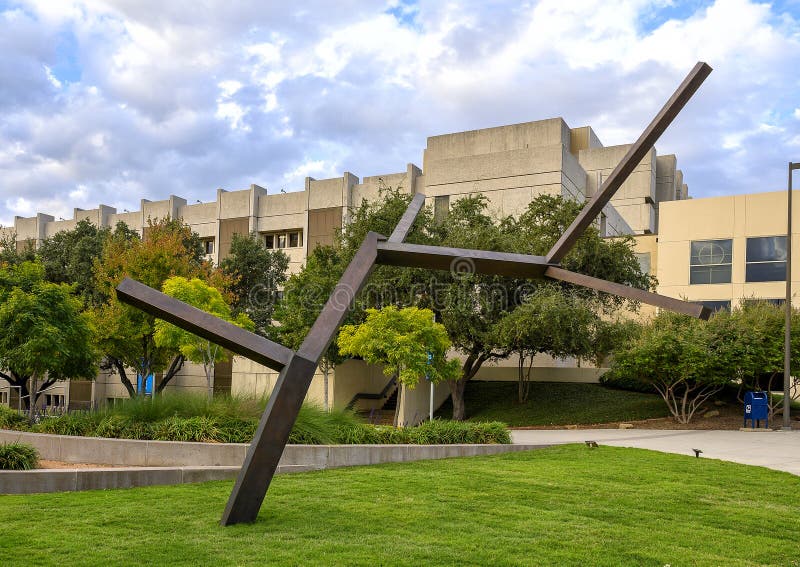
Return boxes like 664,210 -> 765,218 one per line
0,0 -> 798,226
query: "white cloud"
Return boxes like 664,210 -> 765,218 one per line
0,0 -> 798,226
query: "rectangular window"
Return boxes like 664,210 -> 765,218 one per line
289,232 -> 299,248
742,298 -> 786,307
276,234 -> 287,249
202,239 -> 214,255
264,234 -> 274,249
263,230 -> 303,249
434,195 -> 450,224
689,239 -> 732,284
635,252 -> 651,275
746,236 -> 787,282
697,300 -> 731,312
1,391 -> 8,405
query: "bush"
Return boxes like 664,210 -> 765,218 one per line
332,420 -> 510,445
0,442 -> 39,470
33,412 -> 100,436
0,405 -> 27,430
600,369 -> 657,394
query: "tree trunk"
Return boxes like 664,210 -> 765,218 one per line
155,354 -> 185,394
205,360 -> 215,400
28,373 -> 38,421
110,358 -> 137,397
448,351 -> 490,421
323,366 -> 330,412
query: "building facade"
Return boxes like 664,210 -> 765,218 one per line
1,117 -> 698,423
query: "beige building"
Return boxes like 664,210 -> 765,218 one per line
0,117 -> 696,424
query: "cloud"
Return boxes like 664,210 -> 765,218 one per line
0,0 -> 798,226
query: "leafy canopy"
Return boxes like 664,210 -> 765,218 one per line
154,276 -> 253,365
338,306 -> 460,388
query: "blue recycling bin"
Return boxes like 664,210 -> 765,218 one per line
744,391 -> 769,428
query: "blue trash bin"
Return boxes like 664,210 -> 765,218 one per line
744,391 -> 769,429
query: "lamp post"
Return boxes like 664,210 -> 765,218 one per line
784,162 -> 800,431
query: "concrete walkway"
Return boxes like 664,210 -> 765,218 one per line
510,429 -> 800,476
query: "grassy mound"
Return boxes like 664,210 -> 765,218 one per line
1,445 -> 798,564
437,381 -> 669,426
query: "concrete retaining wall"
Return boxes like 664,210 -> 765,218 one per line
0,429 -> 544,469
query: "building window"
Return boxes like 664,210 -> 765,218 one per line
689,239 -> 732,284
635,252 -> 651,275
202,238 -> 214,255
434,195 -> 450,224
697,300 -> 731,312
44,394 -> 64,407
0,391 -> 8,405
741,298 -> 786,308
746,236 -> 787,282
263,230 -> 303,249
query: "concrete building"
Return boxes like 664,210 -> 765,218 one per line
0,117 -> 696,423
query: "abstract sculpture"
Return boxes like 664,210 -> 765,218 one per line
117,61 -> 713,525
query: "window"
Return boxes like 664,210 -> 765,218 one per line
746,236 -> 787,282
598,213 -> 607,237
434,195 -> 450,224
0,391 -> 8,405
202,238 -> 214,255
44,394 -> 64,407
635,252 -> 651,275
690,239 -> 732,284
742,298 -> 786,307
263,230 -> 303,249
697,300 -> 731,312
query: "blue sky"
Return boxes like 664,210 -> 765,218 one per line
0,0 -> 798,226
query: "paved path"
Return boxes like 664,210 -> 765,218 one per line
510,429 -> 800,476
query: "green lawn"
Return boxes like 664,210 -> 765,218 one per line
437,381 -> 669,426
2,446 -> 799,566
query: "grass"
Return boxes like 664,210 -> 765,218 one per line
437,381 -> 670,426
1,445 -> 798,565
0,442 -> 38,470
3,394 -> 510,444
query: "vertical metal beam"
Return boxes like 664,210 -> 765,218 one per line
546,62 -> 712,264
221,233 -> 382,525
785,162 -> 800,430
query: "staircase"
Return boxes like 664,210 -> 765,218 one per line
352,383 -> 399,426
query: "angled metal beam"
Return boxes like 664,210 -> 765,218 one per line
546,62 -> 712,264
544,266 -> 711,320
389,192 -> 426,243
377,241 -> 550,279
116,277 -> 293,371
220,231 -> 381,525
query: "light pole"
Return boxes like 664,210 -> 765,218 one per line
784,161 -> 800,431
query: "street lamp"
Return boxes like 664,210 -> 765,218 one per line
784,161 -> 800,431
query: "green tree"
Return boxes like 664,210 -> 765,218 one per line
92,218 -> 228,396
36,219 -> 130,306
273,245 -> 346,411
607,311 -> 728,423
493,285 -> 611,403
219,232 -> 289,337
0,262 -> 97,418
154,277 -> 253,399
338,306 -> 460,424
0,232 -> 36,267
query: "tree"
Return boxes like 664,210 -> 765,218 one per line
438,194 -> 650,419
607,311 -> 729,423
338,306 -> 460,424
92,217 -> 229,396
493,284 -> 613,403
273,245 -> 346,411
0,262 -> 97,418
154,277 -> 253,399
219,232 -> 289,337
0,232 -> 36,267
37,219 -> 111,306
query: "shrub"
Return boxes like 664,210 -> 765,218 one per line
0,405 -> 27,430
599,370 -> 657,394
408,420 -> 511,444
33,412 -> 100,436
0,442 -> 39,470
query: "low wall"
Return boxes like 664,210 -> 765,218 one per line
0,429 -> 546,469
